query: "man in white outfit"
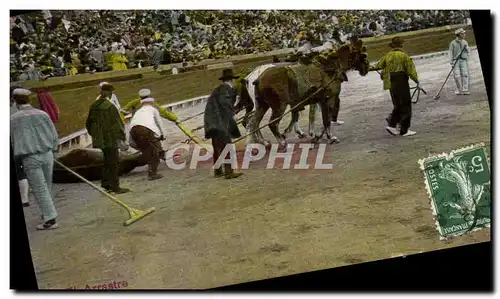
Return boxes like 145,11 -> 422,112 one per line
128,95 -> 166,180
449,28 -> 471,95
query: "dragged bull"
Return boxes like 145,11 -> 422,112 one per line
53,148 -> 148,183
245,40 -> 370,146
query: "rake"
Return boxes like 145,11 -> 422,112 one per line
54,160 -> 155,226
433,46 -> 467,100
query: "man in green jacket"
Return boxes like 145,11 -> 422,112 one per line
86,83 -> 130,194
369,37 -> 419,137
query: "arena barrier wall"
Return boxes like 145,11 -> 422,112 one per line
56,46 -> 478,153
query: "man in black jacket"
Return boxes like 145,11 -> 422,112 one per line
204,69 -> 243,179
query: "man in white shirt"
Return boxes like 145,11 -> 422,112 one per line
449,28 -> 471,95
99,82 -> 121,110
129,96 -> 166,180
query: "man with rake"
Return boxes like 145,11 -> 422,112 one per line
449,28 -> 471,95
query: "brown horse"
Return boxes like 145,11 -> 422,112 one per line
246,40 -> 370,147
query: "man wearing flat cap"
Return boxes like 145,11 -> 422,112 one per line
11,88 -> 60,230
86,83 -> 130,194
449,28 -> 471,95
369,36 -> 419,137
99,81 -> 122,112
129,95 -> 167,180
204,69 -> 243,179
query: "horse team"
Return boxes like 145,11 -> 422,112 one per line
234,38 -> 370,148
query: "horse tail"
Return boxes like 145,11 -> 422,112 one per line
239,79 -> 254,113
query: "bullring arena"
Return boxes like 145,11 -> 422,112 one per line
22,28 -> 490,289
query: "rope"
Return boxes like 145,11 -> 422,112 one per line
179,111 -> 204,123
232,76 -> 337,144
189,110 -> 253,133
411,85 -> 427,104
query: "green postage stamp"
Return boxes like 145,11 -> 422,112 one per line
418,143 -> 491,239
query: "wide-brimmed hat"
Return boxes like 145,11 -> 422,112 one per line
389,37 -> 404,48
455,28 -> 466,35
219,69 -> 238,81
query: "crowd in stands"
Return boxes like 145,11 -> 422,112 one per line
10,10 -> 471,82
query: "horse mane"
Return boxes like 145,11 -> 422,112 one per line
315,42 -> 367,67
285,51 -> 320,65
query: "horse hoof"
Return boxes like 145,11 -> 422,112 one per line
329,137 -> 340,144
297,132 -> 306,139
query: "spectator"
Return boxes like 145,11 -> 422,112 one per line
9,10 -> 470,81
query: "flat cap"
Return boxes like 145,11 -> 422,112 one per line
138,89 -> 151,98
12,88 -> 32,96
455,28 -> 466,35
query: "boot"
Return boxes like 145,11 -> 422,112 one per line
224,164 -> 243,179
214,167 -> 224,178
148,173 -> 164,181
225,172 -> 243,179
112,187 -> 131,194
148,169 -> 164,181
148,160 -> 163,180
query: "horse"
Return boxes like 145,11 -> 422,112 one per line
245,40 -> 370,147
233,56 -> 300,142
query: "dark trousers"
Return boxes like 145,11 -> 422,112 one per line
387,72 -> 412,135
130,125 -> 163,177
329,95 -> 340,122
211,132 -> 233,175
101,147 -> 120,191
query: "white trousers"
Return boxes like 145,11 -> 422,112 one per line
452,60 -> 470,92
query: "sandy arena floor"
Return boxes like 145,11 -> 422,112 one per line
23,50 -> 490,289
